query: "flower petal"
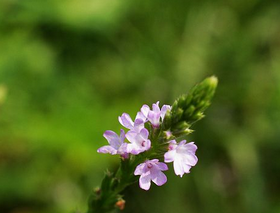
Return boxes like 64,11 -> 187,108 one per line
173,158 -> 185,177
183,142 -> 198,152
167,140 -> 177,150
143,139 -> 151,151
97,145 -> 117,155
164,150 -> 176,163
128,146 -> 140,155
140,104 -> 150,118
148,111 -> 161,127
139,174 -> 151,190
152,101 -> 160,113
149,159 -> 159,164
152,171 -> 167,186
118,143 -> 128,154
120,129 -> 126,143
136,111 -> 146,121
182,153 -> 198,166
103,130 -> 121,149
178,140 -> 187,146
125,131 -> 137,143
118,113 -> 134,129
134,119 -> 145,132
134,163 -> 146,175
160,105 -> 171,120
140,128 -> 149,139
157,162 -> 168,171
183,164 -> 191,174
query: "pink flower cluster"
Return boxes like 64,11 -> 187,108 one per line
97,102 -> 198,190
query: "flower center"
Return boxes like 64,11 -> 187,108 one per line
147,163 -> 153,169
168,144 -> 175,150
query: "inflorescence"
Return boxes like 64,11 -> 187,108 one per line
89,76 -> 217,213
97,101 -> 198,190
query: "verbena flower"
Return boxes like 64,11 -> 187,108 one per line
134,159 -> 168,190
141,101 -> 171,128
126,128 -> 151,155
97,129 -> 128,156
164,140 -> 198,177
118,113 -> 145,133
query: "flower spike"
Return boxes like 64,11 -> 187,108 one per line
92,76 -> 217,212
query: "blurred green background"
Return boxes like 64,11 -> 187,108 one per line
1,0 -> 280,212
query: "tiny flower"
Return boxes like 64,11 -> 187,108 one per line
118,113 -> 145,133
164,140 -> 198,177
134,159 -> 168,190
141,101 -> 171,128
164,130 -> 173,139
126,128 -> 151,154
97,129 -> 128,156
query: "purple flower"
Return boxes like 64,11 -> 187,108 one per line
164,140 -> 198,177
141,101 -> 171,128
134,159 -> 168,190
118,113 -> 145,133
97,129 -> 128,156
126,128 -> 151,154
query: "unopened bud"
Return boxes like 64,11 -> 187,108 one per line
183,105 -> 195,119
172,107 -> 184,123
177,95 -> 186,108
115,199 -> 125,210
164,130 -> 173,140
94,187 -> 101,195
